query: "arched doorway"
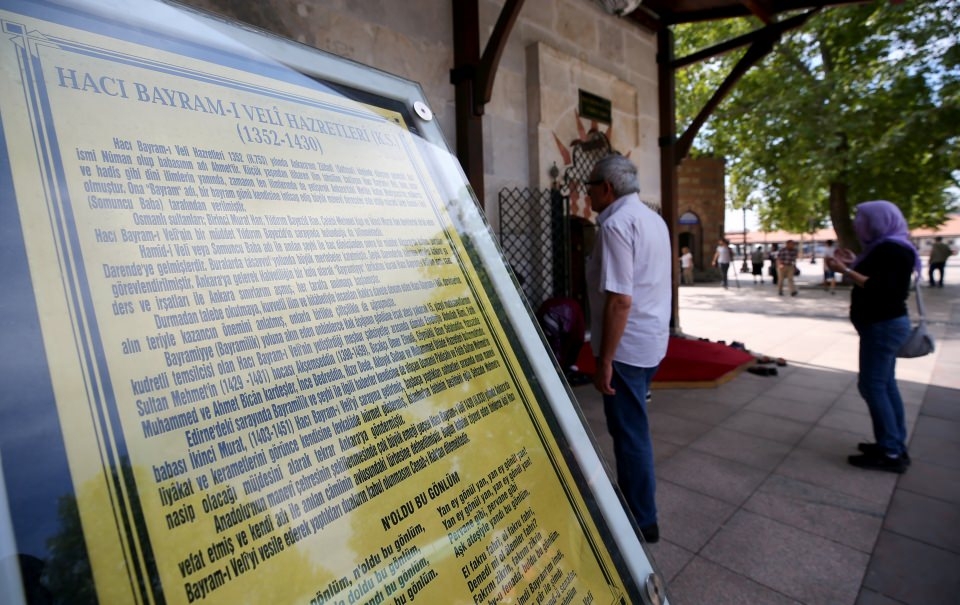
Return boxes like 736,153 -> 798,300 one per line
678,210 -> 702,270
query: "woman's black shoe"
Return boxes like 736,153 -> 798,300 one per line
848,452 -> 907,474
857,442 -> 911,465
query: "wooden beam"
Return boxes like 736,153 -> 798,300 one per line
675,35 -> 773,162
742,0 -> 774,23
673,9 -> 817,68
451,0 -> 525,201
475,0 -> 525,114
451,0 -> 484,200
658,28 -> 682,332
673,9 -> 819,161
672,23 -> 766,68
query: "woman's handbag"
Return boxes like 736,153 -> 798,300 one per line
898,276 -> 935,358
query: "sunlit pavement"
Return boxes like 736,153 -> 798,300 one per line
572,257 -> 960,605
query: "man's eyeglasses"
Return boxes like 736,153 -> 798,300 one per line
584,178 -> 605,187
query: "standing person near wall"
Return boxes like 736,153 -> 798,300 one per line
928,236 -> 954,287
776,240 -> 799,296
711,238 -> 733,289
751,245 -> 765,284
825,200 -> 919,473
823,239 -> 837,294
585,154 -> 671,543
680,246 -> 694,285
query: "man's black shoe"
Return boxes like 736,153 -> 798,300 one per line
639,523 -> 659,544
848,452 -> 907,474
858,442 -> 911,465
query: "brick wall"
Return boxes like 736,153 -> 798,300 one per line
677,157 -> 725,270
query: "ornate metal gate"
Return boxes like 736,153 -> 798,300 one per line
497,132 -> 613,311
497,187 -> 565,308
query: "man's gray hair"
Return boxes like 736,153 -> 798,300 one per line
592,154 -> 640,198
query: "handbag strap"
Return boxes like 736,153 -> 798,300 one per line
912,273 -> 927,321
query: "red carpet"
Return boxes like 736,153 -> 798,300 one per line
575,337 -> 755,389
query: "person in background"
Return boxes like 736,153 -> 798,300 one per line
711,238 -> 733,288
825,200 -> 918,473
585,154 -> 671,543
776,240 -> 799,296
680,246 -> 694,285
751,245 -> 765,284
928,236 -> 954,287
768,243 -> 780,285
823,239 -> 837,294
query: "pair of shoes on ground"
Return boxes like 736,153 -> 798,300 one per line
748,366 -> 778,376
756,356 -> 787,367
639,523 -> 659,544
791,290 -> 798,297
848,443 -> 910,474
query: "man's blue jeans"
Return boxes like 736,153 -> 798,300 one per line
855,316 -> 911,457
603,361 -> 658,528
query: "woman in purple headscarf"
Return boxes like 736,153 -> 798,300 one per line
826,200 -> 919,474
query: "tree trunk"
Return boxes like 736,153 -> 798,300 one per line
829,181 -> 858,252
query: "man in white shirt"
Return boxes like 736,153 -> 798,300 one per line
680,246 -> 694,285
585,154 -> 671,544
712,238 -> 733,288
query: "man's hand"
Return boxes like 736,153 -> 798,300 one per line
833,248 -> 856,264
594,358 -> 616,395
593,292 -> 631,395
825,256 -> 844,272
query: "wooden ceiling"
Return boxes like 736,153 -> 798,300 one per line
626,0 -> 873,30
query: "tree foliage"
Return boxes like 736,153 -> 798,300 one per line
674,0 -> 960,245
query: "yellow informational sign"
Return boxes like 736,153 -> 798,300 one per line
0,2 -> 657,604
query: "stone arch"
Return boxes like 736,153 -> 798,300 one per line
678,209 -> 703,269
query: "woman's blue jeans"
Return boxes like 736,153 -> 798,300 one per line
855,315 -> 911,457
719,262 -> 730,287
603,361 -> 658,528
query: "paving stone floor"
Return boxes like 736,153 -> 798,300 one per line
572,261 -> 960,605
